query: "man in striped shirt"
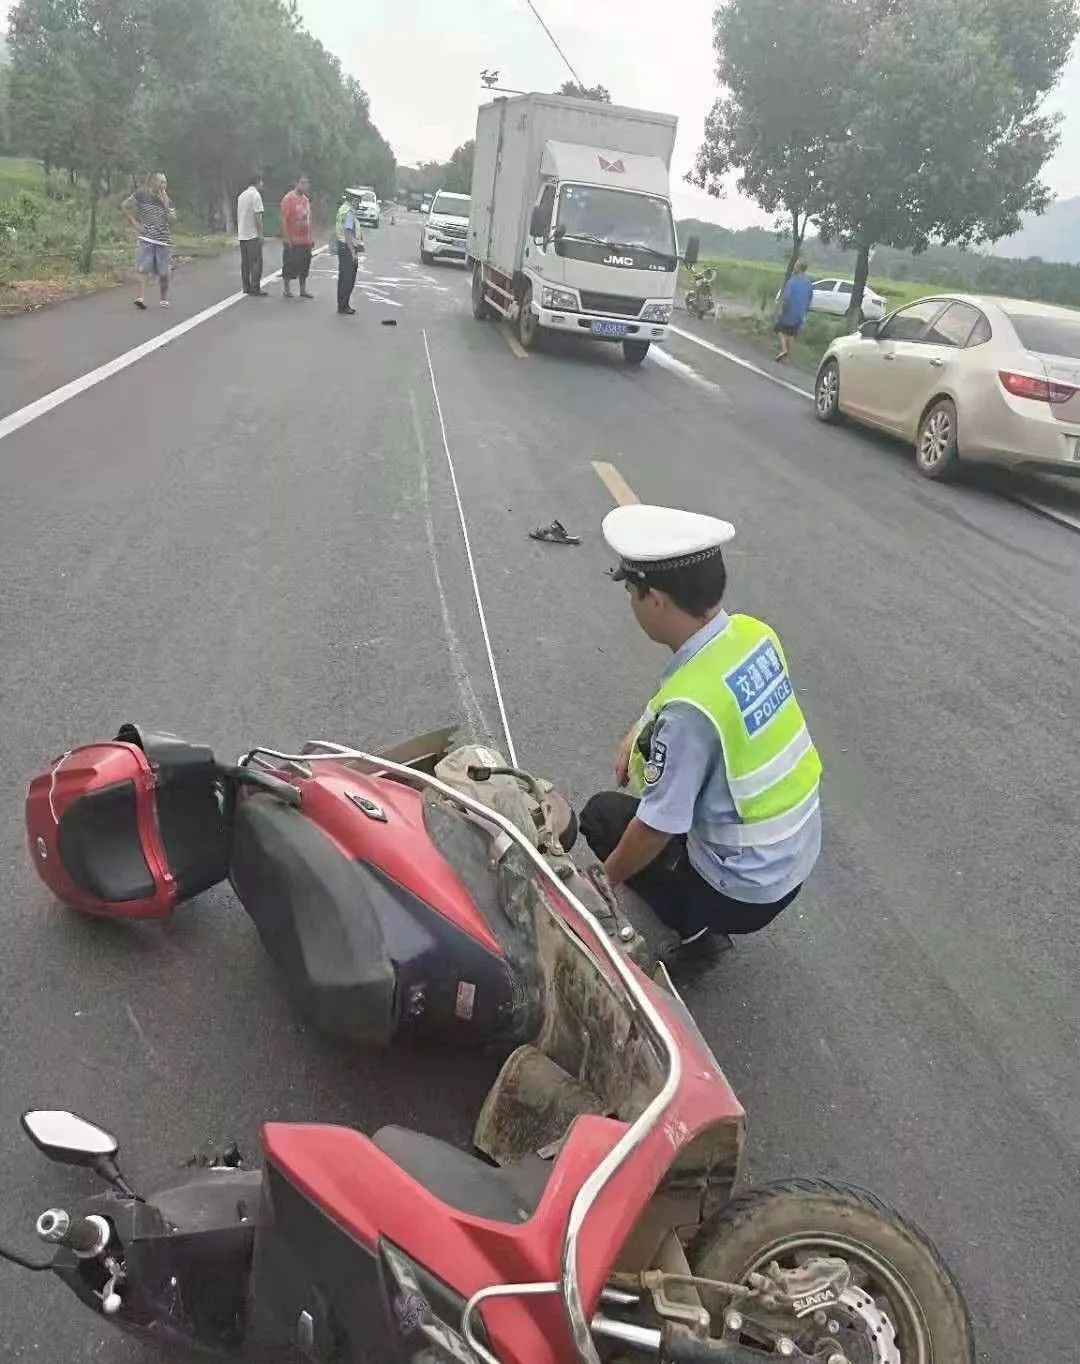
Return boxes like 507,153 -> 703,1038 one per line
122,172 -> 177,310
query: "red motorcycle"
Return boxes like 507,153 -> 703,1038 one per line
25,723 -> 674,1047
12,742 -> 973,1363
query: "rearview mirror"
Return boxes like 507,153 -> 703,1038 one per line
21,1110 -> 118,1167
859,318 -> 881,339
529,204 -> 549,239
684,235 -> 700,267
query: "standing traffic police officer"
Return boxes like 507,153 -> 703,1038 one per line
335,188 -> 365,315
581,505 -> 822,949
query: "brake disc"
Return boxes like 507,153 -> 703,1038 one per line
839,1285 -> 901,1364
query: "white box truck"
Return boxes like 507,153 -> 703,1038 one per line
467,93 -> 699,365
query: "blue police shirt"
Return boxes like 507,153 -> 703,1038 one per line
636,611 -> 821,903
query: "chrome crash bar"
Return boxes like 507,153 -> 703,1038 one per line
240,742 -> 682,1364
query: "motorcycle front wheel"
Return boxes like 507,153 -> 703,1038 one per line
689,1179 -> 975,1364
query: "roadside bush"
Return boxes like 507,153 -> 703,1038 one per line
0,188 -> 46,235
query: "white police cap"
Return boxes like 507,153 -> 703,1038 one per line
602,505 -> 735,581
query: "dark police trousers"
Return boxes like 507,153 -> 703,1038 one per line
337,242 -> 358,311
581,792 -> 801,939
239,238 -> 263,293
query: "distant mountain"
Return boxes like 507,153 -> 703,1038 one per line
995,198 -> 1080,264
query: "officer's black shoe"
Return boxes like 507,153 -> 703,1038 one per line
338,305 -> 357,315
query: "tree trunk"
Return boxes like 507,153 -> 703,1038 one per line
80,169 -> 100,273
221,179 -> 235,235
783,208 -> 806,284
846,241 -> 872,331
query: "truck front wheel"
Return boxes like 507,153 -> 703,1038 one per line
517,288 -> 540,350
623,339 -> 650,365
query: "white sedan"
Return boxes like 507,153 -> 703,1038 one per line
810,278 -> 887,321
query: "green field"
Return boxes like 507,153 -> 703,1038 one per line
686,255 -> 938,372
699,255 -> 932,314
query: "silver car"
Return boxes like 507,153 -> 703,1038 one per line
814,294 -> 1080,479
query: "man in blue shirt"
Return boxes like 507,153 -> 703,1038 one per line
774,260 -> 814,362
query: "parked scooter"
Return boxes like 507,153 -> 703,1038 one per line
684,266 -> 717,320
7,747 -> 974,1363
25,725 -> 667,1049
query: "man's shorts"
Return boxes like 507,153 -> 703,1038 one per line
135,239 -> 171,277
773,320 -> 801,337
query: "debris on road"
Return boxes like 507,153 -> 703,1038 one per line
529,519 -> 581,546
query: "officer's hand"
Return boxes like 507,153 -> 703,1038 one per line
615,730 -> 634,787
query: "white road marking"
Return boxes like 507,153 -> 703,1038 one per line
649,345 -> 732,407
667,324 -> 814,402
422,329 -> 518,764
0,247 -> 328,445
1010,495 -> 1080,532
409,392 -> 490,739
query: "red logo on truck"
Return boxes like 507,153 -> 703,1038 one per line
598,156 -> 626,173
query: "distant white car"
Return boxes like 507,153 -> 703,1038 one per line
420,190 -> 471,266
810,278 -> 887,321
354,189 -> 380,229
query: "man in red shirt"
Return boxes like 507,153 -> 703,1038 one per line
280,174 -> 314,299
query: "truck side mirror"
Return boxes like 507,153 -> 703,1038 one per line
684,236 -> 700,267
530,204 -> 549,240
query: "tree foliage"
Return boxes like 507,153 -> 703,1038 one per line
5,0 -> 396,261
694,0 -> 1078,317
398,141 -> 474,196
559,80 -> 611,103
8,0 -> 150,268
691,0 -> 851,275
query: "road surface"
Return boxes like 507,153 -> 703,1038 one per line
0,219 -> 1078,1362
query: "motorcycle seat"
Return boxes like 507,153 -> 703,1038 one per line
372,1125 -> 550,1225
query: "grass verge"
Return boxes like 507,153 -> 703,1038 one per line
1,157 -> 229,315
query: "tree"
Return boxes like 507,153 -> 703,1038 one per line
695,0 -> 1077,320
9,0 -> 150,268
819,0 -> 1076,323
559,80 -> 611,103
443,141 -> 474,194
397,141 -> 473,196
690,0 -> 857,281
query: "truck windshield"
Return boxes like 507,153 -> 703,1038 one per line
556,184 -> 675,258
432,192 -> 470,217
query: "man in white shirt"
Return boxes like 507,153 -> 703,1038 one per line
237,174 -> 267,297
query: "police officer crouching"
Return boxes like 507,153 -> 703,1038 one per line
581,506 -> 822,951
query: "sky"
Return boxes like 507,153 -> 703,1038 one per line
296,0 -> 1080,228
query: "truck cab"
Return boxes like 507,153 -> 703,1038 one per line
523,143 -> 680,360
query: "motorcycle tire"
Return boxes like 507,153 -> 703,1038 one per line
689,1178 -> 975,1364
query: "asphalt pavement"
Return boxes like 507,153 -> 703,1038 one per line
0,218 -> 1078,1362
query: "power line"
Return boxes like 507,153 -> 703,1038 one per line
520,0 -> 586,88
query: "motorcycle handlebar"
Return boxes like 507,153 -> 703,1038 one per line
35,1209 -> 109,1258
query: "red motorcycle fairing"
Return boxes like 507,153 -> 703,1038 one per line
25,728 -> 229,920
284,758 -> 501,956
261,961 -> 743,1364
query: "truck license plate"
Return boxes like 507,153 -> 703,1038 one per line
593,320 -> 628,338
